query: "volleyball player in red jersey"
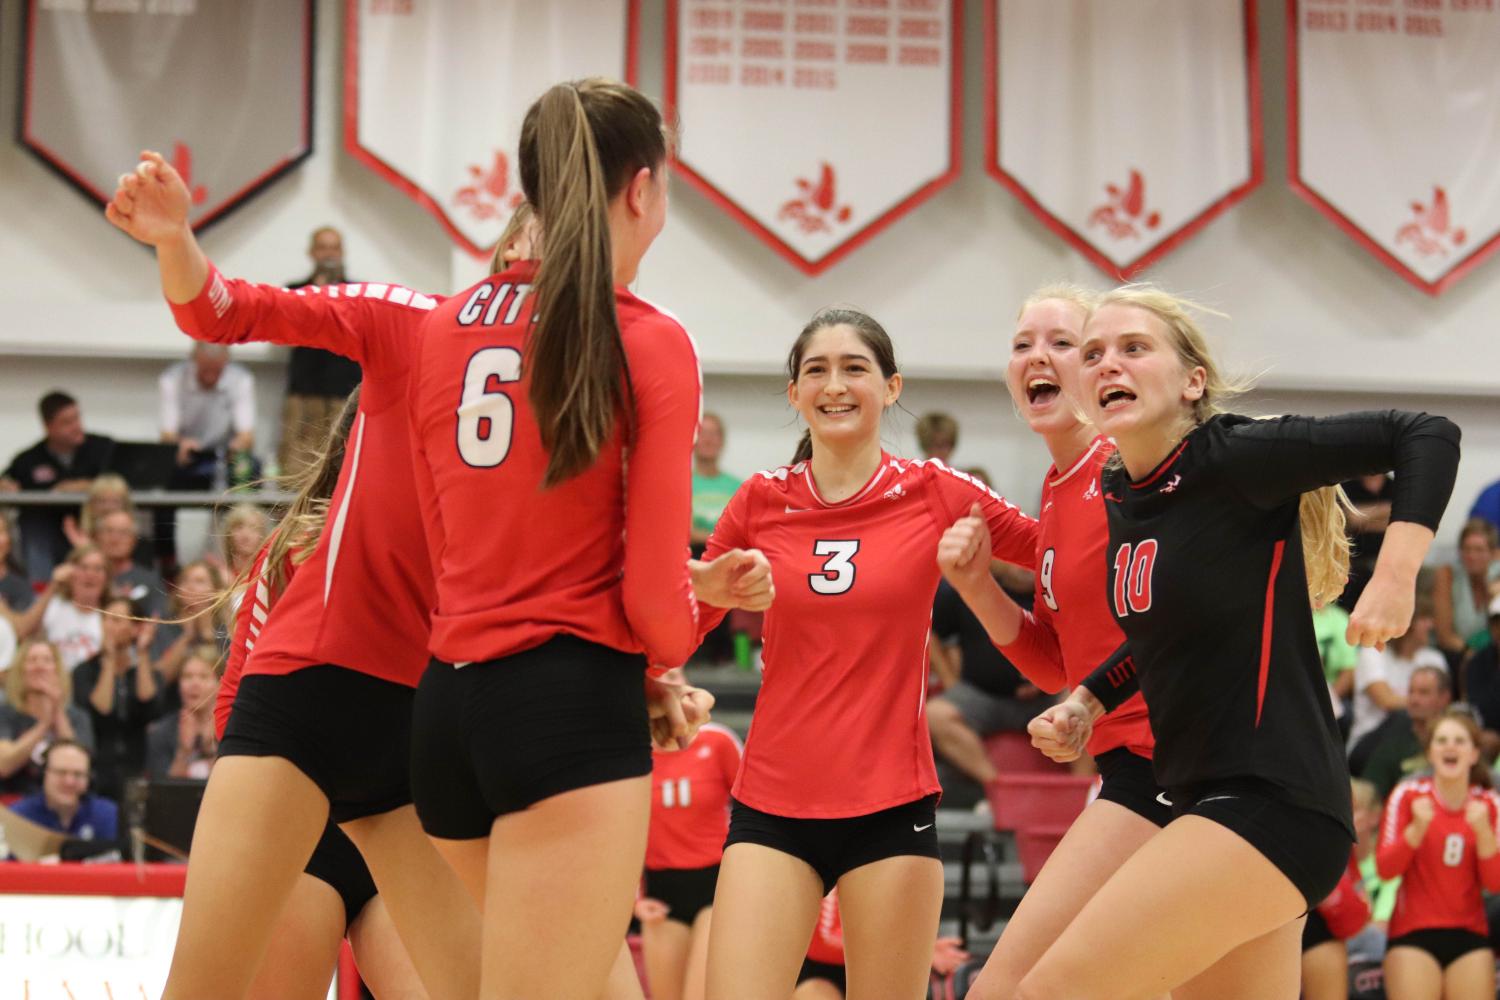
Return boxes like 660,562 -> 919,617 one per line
635,717 -> 743,1000
697,308 -> 1039,1000
215,389 -> 424,1000
1377,710 -> 1500,999
404,79 -> 769,1000
934,286 -> 1168,1000
107,151 -> 485,1000
1013,286 -> 1459,999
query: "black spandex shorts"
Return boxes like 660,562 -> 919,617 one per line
219,666 -> 414,824
1387,928 -> 1491,969
724,794 -> 941,894
411,634 -> 652,840
797,957 -> 847,992
1171,778 -> 1351,910
1094,748 -> 1171,828
1301,909 -> 1334,952
643,864 -> 719,927
304,821 -> 378,930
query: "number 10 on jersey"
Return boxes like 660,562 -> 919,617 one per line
1112,540 -> 1158,617
457,347 -> 523,468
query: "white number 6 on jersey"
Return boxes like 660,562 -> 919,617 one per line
810,540 -> 859,596
456,347 -> 523,468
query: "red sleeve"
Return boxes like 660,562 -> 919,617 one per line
696,478 -> 756,641
168,265 -> 439,403
1000,600 -> 1069,695
924,461 -> 1039,568
619,316 -> 703,668
1377,782 -> 1420,880
1315,855 -> 1371,939
1480,794 -> 1500,893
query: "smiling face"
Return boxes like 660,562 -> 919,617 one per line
22,642 -> 60,690
1008,298 -> 1090,437
1428,716 -> 1480,783
1080,303 -> 1205,443
787,324 -> 901,455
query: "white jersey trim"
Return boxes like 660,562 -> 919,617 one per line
1048,437 -> 1107,489
323,413 -> 367,604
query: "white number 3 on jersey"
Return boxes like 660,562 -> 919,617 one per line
810,540 -> 859,595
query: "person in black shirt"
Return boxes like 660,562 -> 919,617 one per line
1012,286 -> 1459,1000
278,226 -> 363,478
71,594 -> 163,801
927,573 -> 1045,791
0,392 -> 114,579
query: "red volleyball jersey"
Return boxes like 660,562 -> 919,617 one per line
1314,852 -> 1371,940
1378,778 -> 1500,938
171,267 -> 439,688
805,890 -> 844,966
407,261 -> 702,667
644,723 -> 742,871
216,542 -> 296,741
1002,438 -> 1153,758
702,456 -> 1039,817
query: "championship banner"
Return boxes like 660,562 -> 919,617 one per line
988,0 -> 1260,279
1289,1 -> 1500,296
346,0 -> 640,258
21,1 -> 313,233
665,0 -> 961,276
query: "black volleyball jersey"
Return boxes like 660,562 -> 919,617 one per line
1099,411 -> 1459,836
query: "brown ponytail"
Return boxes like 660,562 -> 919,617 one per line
518,79 -> 667,487
784,307 -> 900,465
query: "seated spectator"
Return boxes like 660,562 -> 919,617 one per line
62,474 -> 136,551
1462,597 -> 1500,758
0,515 -> 34,617
155,343 -> 257,570
146,645 -> 218,779
10,741 -> 118,847
0,640 -> 94,795
152,560 -> 229,707
1359,665 -> 1453,799
10,545 -> 108,672
219,503 -> 270,581
93,510 -> 167,618
1348,600 -> 1446,773
279,225 -> 362,478
1434,519 -> 1500,669
1314,601 -> 1360,741
1471,476 -> 1500,535
915,411 -> 959,464
71,595 -> 163,801
0,391 -> 114,579
926,573 -> 1047,792
1339,473 -> 1394,612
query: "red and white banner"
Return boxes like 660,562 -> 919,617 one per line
988,0 -> 1260,279
21,0 -> 313,232
666,0 -> 961,276
1289,1 -> 1500,296
346,0 -> 640,258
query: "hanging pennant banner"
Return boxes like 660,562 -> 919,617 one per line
989,0 -> 1260,279
21,0 -> 313,232
347,0 -> 640,258
666,0 -> 961,276
1289,1 -> 1500,296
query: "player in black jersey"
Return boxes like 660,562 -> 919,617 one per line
1016,286 -> 1460,1000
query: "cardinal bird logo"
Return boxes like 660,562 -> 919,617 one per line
455,151 -> 525,222
170,142 -> 208,206
779,162 -> 854,235
1088,169 -> 1161,241
1395,186 -> 1467,258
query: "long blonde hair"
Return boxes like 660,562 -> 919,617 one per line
1095,285 -> 1351,606
518,79 -> 669,487
5,639 -> 71,708
220,502 -> 270,569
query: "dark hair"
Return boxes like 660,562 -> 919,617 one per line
785,308 -> 899,464
1425,708 -> 1493,789
39,391 -> 76,425
915,412 -> 959,455
42,739 -> 92,771
518,79 -> 668,487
